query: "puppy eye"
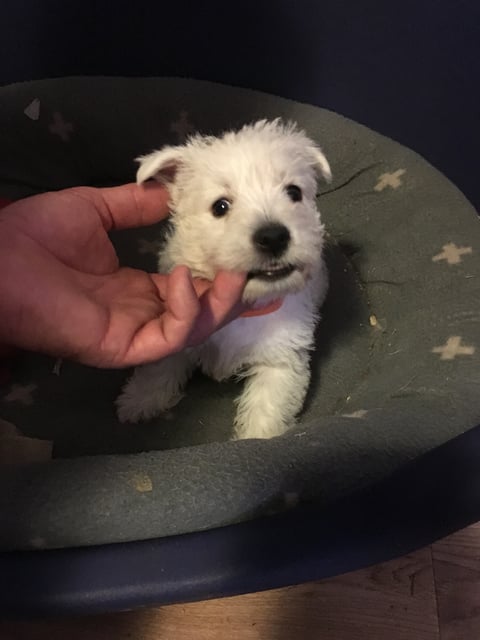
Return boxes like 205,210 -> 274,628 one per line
212,198 -> 231,217
286,184 -> 302,202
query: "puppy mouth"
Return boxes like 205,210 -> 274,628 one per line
248,264 -> 298,282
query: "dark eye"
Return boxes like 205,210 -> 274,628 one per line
212,198 -> 231,217
286,184 -> 302,202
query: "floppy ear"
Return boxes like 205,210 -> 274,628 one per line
308,145 -> 332,183
136,146 -> 184,185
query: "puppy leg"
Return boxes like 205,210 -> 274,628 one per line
116,352 -> 195,423
233,351 -> 310,439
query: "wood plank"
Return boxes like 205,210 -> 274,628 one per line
432,522 -> 480,640
1,546 -> 439,640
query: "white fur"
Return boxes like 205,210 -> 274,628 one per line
116,119 -> 331,439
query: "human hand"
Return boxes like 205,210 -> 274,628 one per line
0,184 -> 247,368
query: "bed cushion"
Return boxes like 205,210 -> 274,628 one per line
0,77 -> 478,550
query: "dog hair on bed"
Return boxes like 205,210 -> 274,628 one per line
116,119 -> 331,439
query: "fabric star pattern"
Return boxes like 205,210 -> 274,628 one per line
432,243 -> 473,265
432,336 -> 475,360
137,238 -> 163,256
24,98 -> 41,121
170,110 -> 195,143
49,111 -> 74,142
3,383 -> 37,405
374,169 -> 406,191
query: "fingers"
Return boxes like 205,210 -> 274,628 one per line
102,182 -> 171,229
123,266 -> 201,364
187,271 -> 248,346
122,268 -> 247,366
73,183 -> 170,231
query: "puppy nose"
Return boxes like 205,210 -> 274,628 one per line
253,223 -> 291,257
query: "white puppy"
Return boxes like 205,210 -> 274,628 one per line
116,119 -> 331,439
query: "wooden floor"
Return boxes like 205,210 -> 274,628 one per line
2,523 -> 480,640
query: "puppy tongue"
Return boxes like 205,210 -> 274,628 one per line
240,299 -> 284,318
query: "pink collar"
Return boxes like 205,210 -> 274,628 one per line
240,298 -> 284,318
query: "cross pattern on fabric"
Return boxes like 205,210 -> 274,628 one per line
23,99 -> 40,121
170,110 -> 195,143
432,243 -> 473,265
374,169 -> 406,192
3,383 -> 37,405
137,238 -> 163,256
432,336 -> 475,360
49,112 -> 74,142
342,409 -> 368,419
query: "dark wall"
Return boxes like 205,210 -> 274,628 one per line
1,0 -> 478,207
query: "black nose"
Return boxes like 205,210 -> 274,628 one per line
253,223 -> 291,257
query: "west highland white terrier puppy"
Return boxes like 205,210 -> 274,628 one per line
116,119 -> 331,439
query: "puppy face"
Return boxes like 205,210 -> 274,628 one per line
137,119 -> 331,302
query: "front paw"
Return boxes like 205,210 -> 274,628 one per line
115,382 -> 184,424
232,359 -> 310,439
115,356 -> 192,424
233,413 -> 290,440
116,398 -> 139,424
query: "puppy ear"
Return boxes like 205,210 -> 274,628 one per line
136,146 -> 184,185
308,146 -> 332,183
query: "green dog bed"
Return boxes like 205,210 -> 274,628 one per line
0,77 -> 478,551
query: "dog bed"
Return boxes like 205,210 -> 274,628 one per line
0,77 -> 478,551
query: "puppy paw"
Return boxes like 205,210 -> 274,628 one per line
233,415 -> 290,440
115,356 -> 193,424
232,359 -> 309,439
115,393 -> 147,424
115,388 -> 184,424
115,389 -> 152,424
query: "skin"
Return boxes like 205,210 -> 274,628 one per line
0,183 -> 247,368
